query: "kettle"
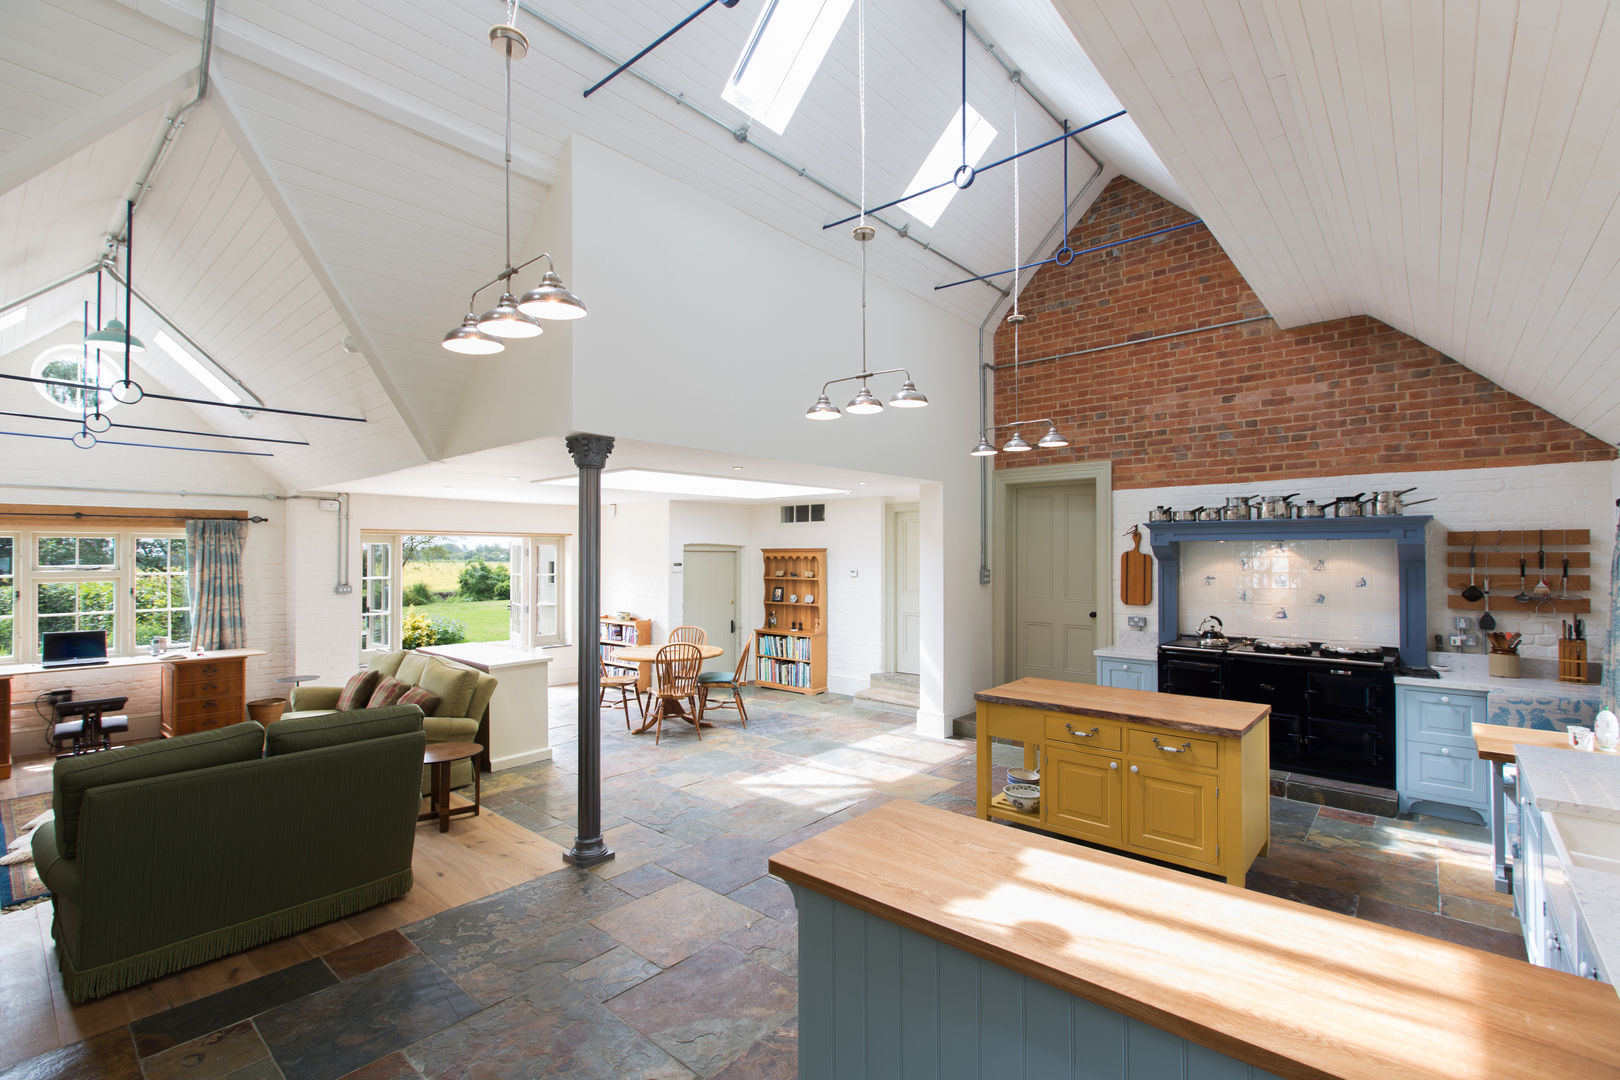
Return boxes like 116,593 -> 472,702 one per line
1197,615 -> 1226,647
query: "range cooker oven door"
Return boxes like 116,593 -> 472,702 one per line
1305,665 -> 1391,720
1227,657 -> 1309,770
1157,651 -> 1224,700
1303,715 -> 1393,787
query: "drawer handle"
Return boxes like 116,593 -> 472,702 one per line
1110,761 -> 1119,770
1065,723 -> 1100,739
1441,746 -> 1451,756
203,665 -> 219,675
203,700 -> 217,710
1153,737 -> 1193,754
203,682 -> 219,692
1130,764 -> 1139,774
1440,696 -> 1450,704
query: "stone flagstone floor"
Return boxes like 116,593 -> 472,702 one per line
3,685 -> 1522,1079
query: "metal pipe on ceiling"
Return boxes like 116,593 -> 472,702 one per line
517,2 -> 1005,296
101,265 -> 266,411
0,265 -> 99,320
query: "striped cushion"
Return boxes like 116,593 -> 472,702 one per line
336,669 -> 381,711
367,675 -> 412,709
399,685 -> 440,715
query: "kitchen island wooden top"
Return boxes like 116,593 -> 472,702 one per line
1472,721 -> 1576,763
771,799 -> 1620,1080
976,676 -> 1268,736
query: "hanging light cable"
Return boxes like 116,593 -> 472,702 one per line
445,2 -> 586,354
805,0 -> 928,422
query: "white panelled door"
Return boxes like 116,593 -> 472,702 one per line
682,547 -> 740,673
1013,482 -> 1098,683
891,506 -> 921,674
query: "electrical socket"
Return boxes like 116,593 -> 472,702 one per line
318,499 -> 340,511
1127,616 -> 1148,629
334,584 -> 353,594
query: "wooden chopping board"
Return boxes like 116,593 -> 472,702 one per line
1121,527 -> 1153,606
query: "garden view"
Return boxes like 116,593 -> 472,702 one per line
399,535 -> 513,649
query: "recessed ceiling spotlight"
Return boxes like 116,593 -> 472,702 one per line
732,466 -> 744,471
858,481 -> 867,486
341,337 -> 360,354
507,475 -> 521,480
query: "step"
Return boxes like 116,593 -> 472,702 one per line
853,683 -> 920,709
866,671 -> 920,692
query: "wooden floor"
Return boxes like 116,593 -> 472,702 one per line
0,750 -> 569,1072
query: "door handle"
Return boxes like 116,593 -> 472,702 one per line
1089,611 -> 1097,618
731,619 -> 736,634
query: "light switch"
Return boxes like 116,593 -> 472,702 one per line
848,569 -> 858,578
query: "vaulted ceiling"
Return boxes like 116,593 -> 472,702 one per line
0,0 -> 1613,498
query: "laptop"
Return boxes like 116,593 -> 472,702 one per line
41,629 -> 110,668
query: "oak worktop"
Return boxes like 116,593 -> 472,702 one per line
975,677 -> 1268,736
770,799 -> 1620,1080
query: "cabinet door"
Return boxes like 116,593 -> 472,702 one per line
1127,760 -> 1219,867
1400,688 -> 1486,747
1098,659 -> 1155,692
1402,741 -> 1488,811
1046,746 -> 1123,845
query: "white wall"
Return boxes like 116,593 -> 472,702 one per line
1107,461 -> 1616,662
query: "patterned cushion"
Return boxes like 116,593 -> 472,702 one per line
336,669 -> 381,711
399,685 -> 440,714
367,675 -> 412,709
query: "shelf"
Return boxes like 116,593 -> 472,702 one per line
987,791 -> 1040,825
765,601 -> 818,607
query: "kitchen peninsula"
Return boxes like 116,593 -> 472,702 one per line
772,800 -> 1620,1080
975,678 -> 1269,885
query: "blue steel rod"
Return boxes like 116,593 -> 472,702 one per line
960,9 -> 968,169
0,429 -> 273,457
583,0 -> 740,98
823,110 -> 1125,230
0,372 -> 366,422
0,408 -> 309,445
934,218 -> 1204,290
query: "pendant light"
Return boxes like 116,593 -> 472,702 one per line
969,79 -> 1068,457
87,226 -> 144,358
443,3 -> 586,355
803,0 -> 929,422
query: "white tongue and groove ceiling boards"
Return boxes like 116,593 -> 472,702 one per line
1051,0 -> 1620,446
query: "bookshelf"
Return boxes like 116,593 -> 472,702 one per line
600,615 -> 652,693
758,547 -> 827,695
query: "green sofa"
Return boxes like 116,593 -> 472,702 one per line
289,650 -> 496,789
31,706 -> 427,1003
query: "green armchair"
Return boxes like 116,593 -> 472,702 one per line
289,650 -> 496,789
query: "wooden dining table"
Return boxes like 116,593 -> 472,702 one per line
611,643 -> 724,734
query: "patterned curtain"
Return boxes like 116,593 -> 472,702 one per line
187,519 -> 248,651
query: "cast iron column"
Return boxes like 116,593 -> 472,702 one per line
564,432 -> 615,867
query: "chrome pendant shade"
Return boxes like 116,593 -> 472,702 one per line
86,317 -> 144,356
1037,425 -> 1069,448
805,395 -> 841,420
442,6 -> 585,356
889,380 -> 928,407
970,434 -> 997,457
846,384 -> 883,414
1001,430 -> 1032,453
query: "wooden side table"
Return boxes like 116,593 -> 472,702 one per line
419,741 -> 483,833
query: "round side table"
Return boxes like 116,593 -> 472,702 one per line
419,741 -> 484,833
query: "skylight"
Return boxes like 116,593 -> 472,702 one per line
154,330 -> 240,405
722,0 -> 854,135
902,104 -> 997,227
540,469 -> 846,500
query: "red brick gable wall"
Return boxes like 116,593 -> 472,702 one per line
991,176 -> 1615,489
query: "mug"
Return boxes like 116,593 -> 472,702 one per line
149,636 -> 168,656
1568,725 -> 1595,752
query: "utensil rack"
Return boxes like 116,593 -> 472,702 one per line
1444,530 -> 1591,615
1559,639 -> 1590,683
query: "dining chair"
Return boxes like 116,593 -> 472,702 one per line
600,656 -> 643,728
669,625 -> 708,646
697,634 -> 752,728
649,642 -> 703,745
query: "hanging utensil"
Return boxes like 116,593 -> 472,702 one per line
1461,544 -> 1483,602
1532,530 -> 1551,600
1479,574 -> 1496,631
1514,556 -> 1531,603
1559,554 -> 1571,599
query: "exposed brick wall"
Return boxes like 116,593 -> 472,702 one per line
992,177 -> 1616,488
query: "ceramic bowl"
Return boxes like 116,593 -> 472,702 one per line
1002,783 -> 1040,813
1007,768 -> 1040,786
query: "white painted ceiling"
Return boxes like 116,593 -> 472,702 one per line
0,0 -> 1612,501
1052,0 -> 1620,446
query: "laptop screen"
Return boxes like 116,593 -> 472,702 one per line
42,629 -> 109,664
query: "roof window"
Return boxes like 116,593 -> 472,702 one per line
722,0 -> 855,135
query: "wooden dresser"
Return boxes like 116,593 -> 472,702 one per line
161,653 -> 251,736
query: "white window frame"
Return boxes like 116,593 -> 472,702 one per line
0,535 -> 15,662
132,535 -> 191,647
360,535 -> 397,662
7,528 -> 192,663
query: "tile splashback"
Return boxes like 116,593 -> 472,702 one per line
1179,539 -> 1400,644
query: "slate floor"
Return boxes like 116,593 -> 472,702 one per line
3,686 -> 1522,1079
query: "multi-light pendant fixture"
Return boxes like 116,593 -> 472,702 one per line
970,76 -> 1067,457
804,0 -> 928,422
443,2 -> 586,356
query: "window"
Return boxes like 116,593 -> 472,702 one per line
31,344 -> 123,416
134,537 -> 190,645
361,539 -> 393,655
779,503 -> 827,524
901,104 -> 998,227
34,534 -> 117,655
0,537 -> 14,660
722,0 -> 855,135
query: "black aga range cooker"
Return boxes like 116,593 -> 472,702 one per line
1159,636 -> 1398,787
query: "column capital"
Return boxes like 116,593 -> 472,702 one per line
565,433 -> 615,470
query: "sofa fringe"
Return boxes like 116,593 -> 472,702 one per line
62,869 -> 413,1003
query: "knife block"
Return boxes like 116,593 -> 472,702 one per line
1558,639 -> 1589,683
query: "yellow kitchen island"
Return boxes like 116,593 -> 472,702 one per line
975,678 -> 1270,885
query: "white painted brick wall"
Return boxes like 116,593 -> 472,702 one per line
1108,461 -> 1614,663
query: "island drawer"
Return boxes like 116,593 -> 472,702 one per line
1045,713 -> 1124,751
1127,727 -> 1219,770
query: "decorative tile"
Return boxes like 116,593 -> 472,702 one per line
255,954 -> 481,1080
131,959 -> 338,1057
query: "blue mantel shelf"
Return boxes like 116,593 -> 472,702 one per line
1145,515 -> 1433,667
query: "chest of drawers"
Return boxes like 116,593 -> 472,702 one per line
161,655 -> 250,736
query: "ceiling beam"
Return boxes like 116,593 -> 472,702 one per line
0,50 -> 198,199
208,77 -> 439,463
